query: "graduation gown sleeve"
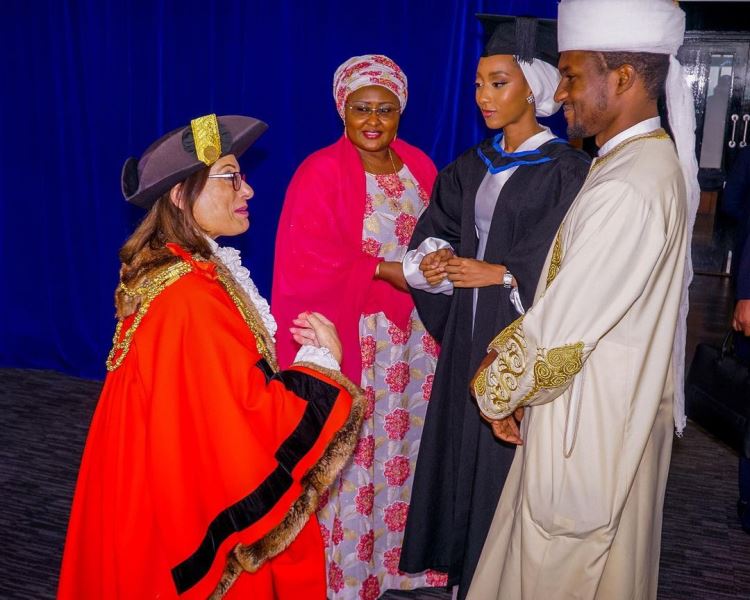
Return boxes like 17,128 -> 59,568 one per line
407,154 -> 471,341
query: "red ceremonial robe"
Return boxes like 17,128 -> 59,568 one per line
271,135 -> 437,381
57,250 -> 363,599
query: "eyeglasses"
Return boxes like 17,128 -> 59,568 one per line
207,171 -> 246,191
346,103 -> 399,120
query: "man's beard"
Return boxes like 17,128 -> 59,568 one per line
566,85 -> 609,139
566,121 -> 590,139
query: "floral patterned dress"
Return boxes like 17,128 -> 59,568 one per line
317,166 -> 446,599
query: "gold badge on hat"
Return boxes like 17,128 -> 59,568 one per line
191,114 -> 222,166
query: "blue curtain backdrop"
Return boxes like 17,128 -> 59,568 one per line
1,0 -> 559,379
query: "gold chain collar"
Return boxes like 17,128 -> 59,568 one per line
591,129 -> 670,172
106,261 -> 192,371
107,257 -> 277,372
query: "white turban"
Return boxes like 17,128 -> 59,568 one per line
558,0 -> 684,55
558,0 -> 699,435
518,59 -> 562,118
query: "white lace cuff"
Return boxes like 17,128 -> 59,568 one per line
294,345 -> 341,371
402,237 -> 454,295
510,287 -> 525,315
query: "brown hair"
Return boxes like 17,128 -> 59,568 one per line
115,167 -> 212,317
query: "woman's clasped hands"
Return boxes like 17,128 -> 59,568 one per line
290,311 -> 343,363
419,249 -> 508,288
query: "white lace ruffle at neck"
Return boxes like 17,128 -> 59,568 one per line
208,239 -> 277,341
206,237 -> 339,371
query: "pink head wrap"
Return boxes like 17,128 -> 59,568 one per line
332,54 -> 408,120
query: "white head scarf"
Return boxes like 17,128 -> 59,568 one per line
558,0 -> 699,435
517,59 -> 563,118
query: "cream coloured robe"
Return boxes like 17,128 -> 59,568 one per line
468,130 -> 687,600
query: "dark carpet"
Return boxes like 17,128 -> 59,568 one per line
0,367 -> 748,599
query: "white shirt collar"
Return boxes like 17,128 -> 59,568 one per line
597,117 -> 662,156
501,126 -> 557,153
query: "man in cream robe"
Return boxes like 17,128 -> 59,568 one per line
467,1 -> 700,598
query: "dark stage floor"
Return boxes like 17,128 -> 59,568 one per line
1,276 -> 748,599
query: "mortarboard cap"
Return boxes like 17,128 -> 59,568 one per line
477,14 -> 559,65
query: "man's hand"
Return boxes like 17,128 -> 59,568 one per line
419,249 -> 454,286
445,258 -> 506,288
733,299 -> 750,336
470,349 -> 525,444
481,408 -> 525,445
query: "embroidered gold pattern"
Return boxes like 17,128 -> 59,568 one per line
591,130 -> 670,172
473,367 -> 488,398
107,256 -> 279,373
519,342 -> 584,406
474,314 -> 585,416
191,114 -> 222,166
545,229 -> 563,289
106,261 -> 192,371
481,317 -> 528,410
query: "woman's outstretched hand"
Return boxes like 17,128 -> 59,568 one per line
290,311 -> 343,364
445,258 -> 506,288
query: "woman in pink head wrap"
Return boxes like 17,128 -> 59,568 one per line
272,55 -> 445,597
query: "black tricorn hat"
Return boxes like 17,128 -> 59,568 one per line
477,14 -> 558,64
121,114 -> 268,209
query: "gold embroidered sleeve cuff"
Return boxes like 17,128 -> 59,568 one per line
473,315 -> 587,420
474,317 -> 528,420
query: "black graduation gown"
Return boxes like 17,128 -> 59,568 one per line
399,136 -> 590,597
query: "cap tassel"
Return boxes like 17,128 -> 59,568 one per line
515,16 -> 537,64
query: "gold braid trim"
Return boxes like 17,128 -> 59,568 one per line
214,264 -> 278,371
545,228 -> 563,289
191,114 -> 222,166
106,256 -> 280,373
106,261 -> 192,371
591,130 -> 670,172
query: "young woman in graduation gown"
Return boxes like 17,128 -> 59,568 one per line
399,15 -> 590,598
57,114 -> 364,599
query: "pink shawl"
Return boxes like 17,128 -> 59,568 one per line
271,135 -> 437,382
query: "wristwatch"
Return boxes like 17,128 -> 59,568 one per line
502,270 -> 514,289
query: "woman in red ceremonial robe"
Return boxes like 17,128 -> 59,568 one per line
57,114 -> 363,599
272,56 -> 443,598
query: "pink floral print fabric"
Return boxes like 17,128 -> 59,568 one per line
318,166 -> 446,598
